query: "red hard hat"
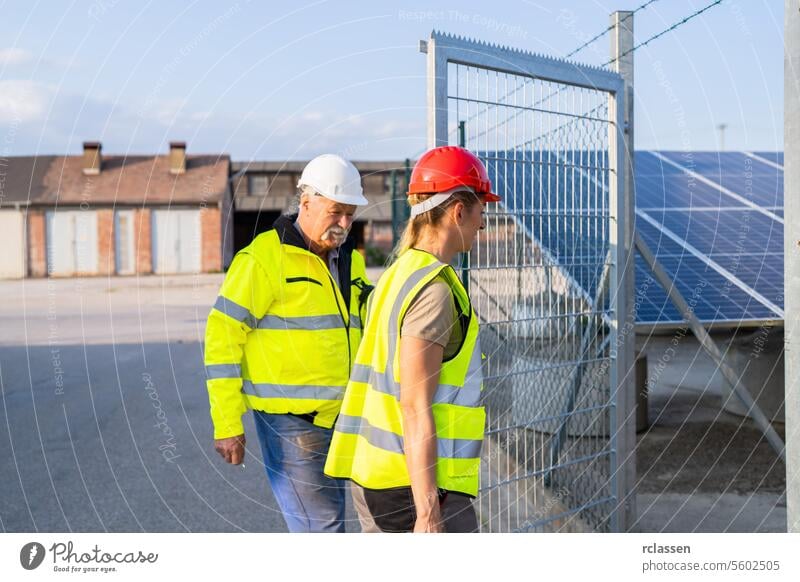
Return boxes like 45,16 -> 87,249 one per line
408,146 -> 501,202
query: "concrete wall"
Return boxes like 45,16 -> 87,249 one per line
636,328 -> 784,424
720,325 -> 784,423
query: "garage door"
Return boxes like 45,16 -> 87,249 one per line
151,209 -> 201,274
0,210 -> 25,278
46,210 -> 99,276
115,210 -> 135,275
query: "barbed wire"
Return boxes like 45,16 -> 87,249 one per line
565,0 -> 660,59
604,0 -> 725,66
406,2 -> 660,160
410,0 -> 726,159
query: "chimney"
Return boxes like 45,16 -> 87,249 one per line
82,141 -> 102,175
169,141 -> 186,174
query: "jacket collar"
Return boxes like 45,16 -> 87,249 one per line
271,213 -> 356,256
271,213 -> 356,310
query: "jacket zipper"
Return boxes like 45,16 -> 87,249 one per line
317,256 -> 352,372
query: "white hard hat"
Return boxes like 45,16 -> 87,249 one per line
297,154 -> 368,206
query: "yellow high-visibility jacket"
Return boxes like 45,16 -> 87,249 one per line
204,215 -> 371,439
324,249 -> 485,497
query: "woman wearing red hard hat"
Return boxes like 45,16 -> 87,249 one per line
325,146 -> 500,532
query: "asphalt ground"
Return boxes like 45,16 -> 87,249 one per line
0,274 -> 365,532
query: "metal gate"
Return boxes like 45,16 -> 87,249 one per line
424,32 -> 630,532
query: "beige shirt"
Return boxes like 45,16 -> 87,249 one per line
401,275 -> 464,360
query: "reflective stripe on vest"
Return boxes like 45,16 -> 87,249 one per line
349,346 -> 482,408
335,414 -> 483,460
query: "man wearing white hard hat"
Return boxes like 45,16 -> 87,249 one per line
204,154 -> 372,532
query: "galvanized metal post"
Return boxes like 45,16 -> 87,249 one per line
390,160 -> 411,247
426,34 -> 448,148
458,120 -> 469,292
609,10 -> 637,532
785,0 -> 800,533
390,169 -> 399,247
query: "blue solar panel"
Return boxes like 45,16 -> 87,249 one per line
752,152 -> 784,167
483,149 -> 784,325
634,253 -> 779,324
633,151 -> 784,324
649,151 -> 783,209
640,210 -> 782,257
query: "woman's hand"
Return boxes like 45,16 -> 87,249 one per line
414,497 -> 445,533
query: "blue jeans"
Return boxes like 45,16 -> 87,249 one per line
252,411 -> 346,533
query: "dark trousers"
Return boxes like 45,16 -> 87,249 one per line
358,485 -> 478,533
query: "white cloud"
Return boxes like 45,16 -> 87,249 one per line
0,48 -> 33,67
247,110 -> 425,159
150,98 -> 189,126
0,80 -> 51,122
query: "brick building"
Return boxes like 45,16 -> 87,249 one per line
0,142 -> 232,278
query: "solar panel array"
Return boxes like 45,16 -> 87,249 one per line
485,150 -> 784,325
634,151 -> 784,325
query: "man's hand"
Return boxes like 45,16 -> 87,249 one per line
215,434 -> 246,465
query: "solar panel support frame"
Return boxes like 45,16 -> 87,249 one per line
635,232 -> 786,461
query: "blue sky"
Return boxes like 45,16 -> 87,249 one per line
0,0 -> 782,160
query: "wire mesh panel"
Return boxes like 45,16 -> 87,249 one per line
425,32 -> 627,532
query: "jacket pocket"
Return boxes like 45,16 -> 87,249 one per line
285,276 -> 323,286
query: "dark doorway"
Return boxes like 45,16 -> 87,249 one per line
233,211 -> 366,256
350,221 -> 365,250
233,211 -> 281,254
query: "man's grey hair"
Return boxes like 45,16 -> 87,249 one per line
284,184 -> 319,216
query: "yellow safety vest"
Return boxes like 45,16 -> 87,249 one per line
204,215 -> 371,439
324,248 -> 485,497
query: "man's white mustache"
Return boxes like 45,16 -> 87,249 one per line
320,226 -> 349,243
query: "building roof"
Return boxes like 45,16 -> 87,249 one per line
231,160 -> 408,173
0,154 -> 230,207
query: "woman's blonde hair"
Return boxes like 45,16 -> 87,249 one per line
391,190 -> 481,261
